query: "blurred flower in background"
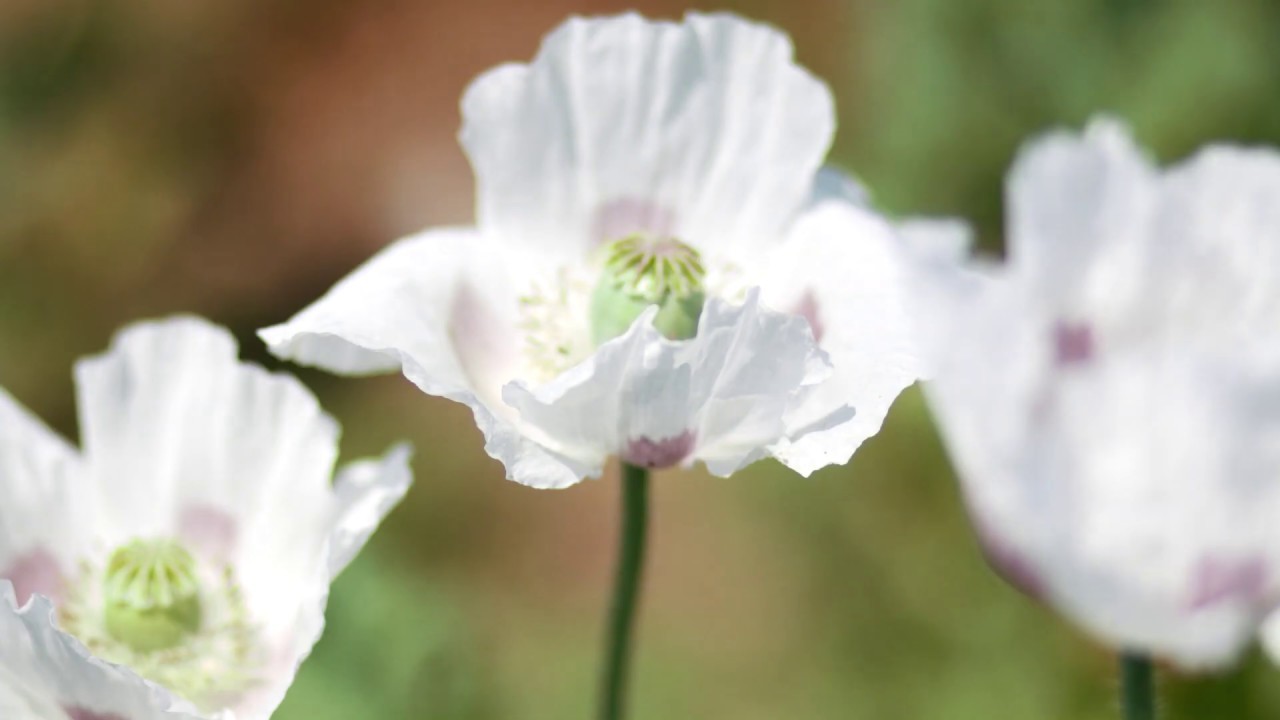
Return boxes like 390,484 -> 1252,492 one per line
4,0 -> 1280,718
0,318 -> 410,718
914,118 -> 1280,669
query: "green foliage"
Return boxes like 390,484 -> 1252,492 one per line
276,551 -> 494,720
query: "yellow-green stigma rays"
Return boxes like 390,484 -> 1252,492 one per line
103,539 -> 202,652
590,234 -> 707,345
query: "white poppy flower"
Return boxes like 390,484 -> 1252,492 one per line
259,12 -> 925,488
0,318 -> 412,719
914,117 -> 1280,669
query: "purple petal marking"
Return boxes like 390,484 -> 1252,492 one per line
591,198 -> 676,246
792,290 -> 825,344
1052,320 -> 1094,367
64,708 -> 127,720
1188,556 -> 1269,611
973,523 -> 1045,601
3,548 -> 65,606
179,504 -> 238,563
622,430 -> 696,469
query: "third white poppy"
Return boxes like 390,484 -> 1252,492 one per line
914,118 -> 1280,669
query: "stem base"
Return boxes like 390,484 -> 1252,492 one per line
1120,651 -> 1156,720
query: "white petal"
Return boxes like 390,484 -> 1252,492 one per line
1142,144 -> 1280,348
755,201 -> 925,475
918,276 -> 1038,521
999,118 -> 1280,351
806,166 -> 870,209
260,228 -> 588,489
228,442 -> 412,719
929,292 -> 1280,669
460,12 -> 834,259
1006,116 -> 1156,307
1051,356 -> 1280,668
897,217 -> 974,266
1262,611 -> 1280,665
895,217 -> 999,383
259,227 -> 502,385
924,117 -> 1280,668
502,291 -> 829,476
0,581 -> 200,720
0,389 -> 90,606
74,318 -> 340,552
923,264 -> 1277,668
327,443 -> 413,579
692,294 -> 831,475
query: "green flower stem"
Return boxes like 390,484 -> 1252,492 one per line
598,463 -> 650,720
1120,651 -> 1156,720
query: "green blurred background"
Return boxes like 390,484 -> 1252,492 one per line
3,0 -> 1280,717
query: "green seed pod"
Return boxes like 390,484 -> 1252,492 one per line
103,539 -> 203,652
590,234 -> 707,345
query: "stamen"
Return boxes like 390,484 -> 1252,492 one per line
517,266 -> 594,381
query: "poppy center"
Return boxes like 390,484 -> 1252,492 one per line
590,233 -> 707,345
102,539 -> 203,652
59,538 -> 262,710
